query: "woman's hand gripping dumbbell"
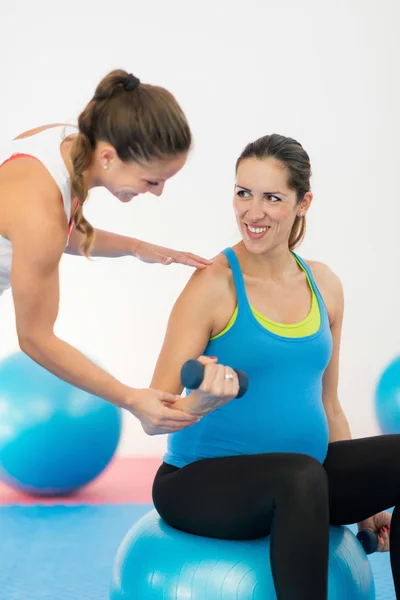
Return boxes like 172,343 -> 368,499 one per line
174,356 -> 248,417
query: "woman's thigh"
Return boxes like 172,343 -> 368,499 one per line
324,435 -> 400,524
153,451 -> 327,540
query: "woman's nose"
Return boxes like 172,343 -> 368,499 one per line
246,201 -> 266,222
149,183 -> 165,197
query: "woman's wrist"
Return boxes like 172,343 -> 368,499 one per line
109,383 -> 139,409
173,391 -> 205,415
131,238 -> 143,257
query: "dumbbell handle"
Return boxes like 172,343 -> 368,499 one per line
180,359 -> 249,399
356,529 -> 378,554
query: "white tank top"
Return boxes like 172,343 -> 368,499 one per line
0,125 -> 76,296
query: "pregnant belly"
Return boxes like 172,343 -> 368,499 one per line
196,399 -> 330,463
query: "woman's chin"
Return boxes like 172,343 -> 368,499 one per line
115,192 -> 139,203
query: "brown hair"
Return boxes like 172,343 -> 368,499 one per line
70,69 -> 192,255
236,134 -> 312,250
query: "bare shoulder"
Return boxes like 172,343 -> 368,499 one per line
0,164 -> 67,244
305,260 -> 342,291
0,156 -> 65,241
302,259 -> 344,322
182,252 -> 233,298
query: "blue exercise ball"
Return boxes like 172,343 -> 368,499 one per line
375,356 -> 400,434
110,510 -> 375,599
0,351 -> 122,496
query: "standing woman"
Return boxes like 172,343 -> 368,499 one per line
0,69 -> 209,435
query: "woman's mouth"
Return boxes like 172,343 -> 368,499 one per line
245,224 -> 271,240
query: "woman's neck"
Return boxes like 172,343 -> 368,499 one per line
234,241 -> 300,281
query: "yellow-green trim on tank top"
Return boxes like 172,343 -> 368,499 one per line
210,255 -> 321,340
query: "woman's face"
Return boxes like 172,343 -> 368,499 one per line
233,157 -> 311,254
93,144 -> 188,202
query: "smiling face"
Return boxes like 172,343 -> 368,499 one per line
234,157 -> 312,254
92,144 -> 188,202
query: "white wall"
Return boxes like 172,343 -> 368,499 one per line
0,0 -> 399,456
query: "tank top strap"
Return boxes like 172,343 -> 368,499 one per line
291,252 -> 329,325
221,247 -> 251,311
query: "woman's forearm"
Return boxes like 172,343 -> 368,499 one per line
20,332 -> 132,407
65,228 -> 140,258
328,409 -> 352,442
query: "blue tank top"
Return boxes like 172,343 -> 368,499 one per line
163,248 -> 333,468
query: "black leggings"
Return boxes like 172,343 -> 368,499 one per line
153,435 -> 400,600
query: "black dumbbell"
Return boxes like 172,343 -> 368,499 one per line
180,359 -> 249,399
356,529 -> 378,554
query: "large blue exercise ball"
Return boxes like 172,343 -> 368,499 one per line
375,356 -> 400,434
0,351 -> 122,496
110,510 -> 375,599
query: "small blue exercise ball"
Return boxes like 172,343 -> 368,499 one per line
110,510 -> 375,599
375,356 -> 400,434
0,351 -> 122,496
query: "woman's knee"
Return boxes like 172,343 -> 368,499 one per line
275,453 -> 328,503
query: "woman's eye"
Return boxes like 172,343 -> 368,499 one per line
237,190 -> 250,198
147,180 -> 159,186
266,194 -> 281,202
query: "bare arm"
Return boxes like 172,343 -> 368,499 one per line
317,265 -> 389,535
65,227 -> 140,258
65,225 -> 213,269
6,175 -> 198,435
11,205 -> 132,406
151,263 -> 239,414
320,269 -> 352,441
151,268 -> 215,397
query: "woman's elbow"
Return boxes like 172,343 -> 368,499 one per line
17,327 -> 51,359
